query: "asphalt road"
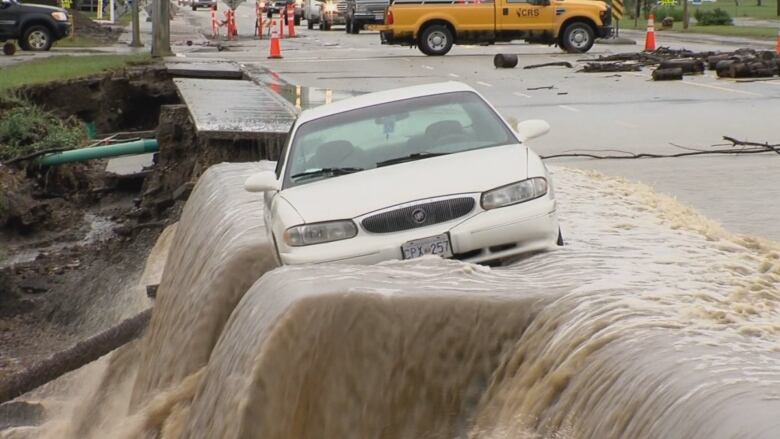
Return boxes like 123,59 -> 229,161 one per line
178,5 -> 780,240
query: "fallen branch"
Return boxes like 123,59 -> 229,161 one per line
542,138 -> 779,160
0,309 -> 152,404
527,85 -> 555,90
3,148 -> 67,166
524,61 -> 573,69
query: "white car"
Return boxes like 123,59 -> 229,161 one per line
245,82 -> 561,265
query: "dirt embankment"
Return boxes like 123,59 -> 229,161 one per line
0,66 -> 182,381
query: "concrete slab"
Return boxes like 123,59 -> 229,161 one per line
166,61 -> 244,79
106,153 -> 156,176
173,78 -> 297,139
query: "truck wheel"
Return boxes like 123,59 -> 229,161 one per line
22,26 -> 53,51
345,17 -> 351,33
294,15 -> 301,25
560,22 -> 594,53
191,5 -> 196,10
308,19 -> 314,29
323,20 -> 331,31
351,21 -> 360,34
419,24 -> 453,56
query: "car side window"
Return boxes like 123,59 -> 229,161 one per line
275,123 -> 295,178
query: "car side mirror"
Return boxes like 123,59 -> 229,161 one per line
244,171 -> 281,192
516,119 -> 550,142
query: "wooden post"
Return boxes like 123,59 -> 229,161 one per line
130,0 -> 142,47
152,0 -> 172,57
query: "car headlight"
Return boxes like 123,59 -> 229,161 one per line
324,2 -> 335,12
481,177 -> 548,210
284,220 -> 357,246
52,11 -> 68,21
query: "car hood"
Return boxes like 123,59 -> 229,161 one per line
19,3 -> 66,13
280,144 -> 528,223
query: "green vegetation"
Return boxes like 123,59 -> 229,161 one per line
695,7 -> 734,25
693,0 -> 779,20
0,54 -> 152,92
53,35 -> 105,48
619,19 -> 777,39
0,95 -> 85,162
655,6 -> 685,21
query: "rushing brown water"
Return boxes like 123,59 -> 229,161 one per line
4,163 -> 779,439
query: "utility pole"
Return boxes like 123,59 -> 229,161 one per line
683,0 -> 689,29
151,0 -> 172,57
130,0 -> 142,47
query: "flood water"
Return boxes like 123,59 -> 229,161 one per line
2,161 -> 779,438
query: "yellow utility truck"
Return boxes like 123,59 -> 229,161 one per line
376,0 -> 612,55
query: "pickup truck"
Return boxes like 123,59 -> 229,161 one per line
0,0 -> 70,51
377,0 -> 612,56
344,0 -> 388,34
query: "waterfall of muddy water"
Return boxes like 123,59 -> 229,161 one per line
13,164 -> 779,439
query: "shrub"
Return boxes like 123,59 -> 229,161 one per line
694,8 -> 733,26
654,6 -> 684,22
0,96 -> 84,162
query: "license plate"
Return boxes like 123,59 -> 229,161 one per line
374,13 -> 383,20
401,234 -> 453,260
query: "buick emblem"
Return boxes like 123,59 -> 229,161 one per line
412,208 -> 427,224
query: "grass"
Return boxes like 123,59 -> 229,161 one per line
0,54 -> 152,93
692,0 -> 779,20
619,19 -> 778,39
0,95 -> 84,162
53,35 -> 105,48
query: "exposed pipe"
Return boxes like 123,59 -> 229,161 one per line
36,139 -> 159,167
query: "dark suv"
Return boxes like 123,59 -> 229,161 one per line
0,0 -> 70,51
344,0 -> 387,34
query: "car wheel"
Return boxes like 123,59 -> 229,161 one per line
419,24 -> 453,56
22,26 -> 52,51
307,19 -> 314,29
318,20 -> 324,30
191,5 -> 196,10
352,21 -> 360,34
560,21 -> 595,53
557,228 -> 564,246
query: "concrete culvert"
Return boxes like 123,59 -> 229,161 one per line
2,42 -> 15,56
652,67 -> 684,81
494,53 -> 518,69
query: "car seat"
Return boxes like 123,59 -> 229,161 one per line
309,140 -> 366,169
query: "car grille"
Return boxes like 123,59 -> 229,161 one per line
336,2 -> 347,12
362,197 -> 475,234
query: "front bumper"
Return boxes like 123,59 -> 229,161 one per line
279,196 -> 559,266
352,12 -> 384,24
54,21 -> 71,39
597,25 -> 613,39
323,11 -> 346,24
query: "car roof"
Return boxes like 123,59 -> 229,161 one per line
296,81 -> 478,124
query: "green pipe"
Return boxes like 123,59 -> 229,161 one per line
37,139 -> 159,166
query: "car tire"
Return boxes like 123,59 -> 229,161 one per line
22,25 -> 53,51
560,21 -> 595,53
419,24 -> 453,56
323,20 -> 331,31
557,228 -> 564,246
352,22 -> 360,34
294,15 -> 301,25
191,5 -> 196,10
307,19 -> 314,29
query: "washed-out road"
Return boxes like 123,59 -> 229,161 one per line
174,5 -> 780,241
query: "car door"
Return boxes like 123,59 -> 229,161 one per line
0,0 -> 20,39
495,0 -> 554,33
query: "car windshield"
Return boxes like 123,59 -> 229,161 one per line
284,91 -> 516,188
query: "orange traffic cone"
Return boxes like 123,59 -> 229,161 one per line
644,14 -> 656,52
776,26 -> 780,55
268,23 -> 282,59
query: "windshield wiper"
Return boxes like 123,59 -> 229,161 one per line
376,152 -> 450,168
290,167 -> 364,181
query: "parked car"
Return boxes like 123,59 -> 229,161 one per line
0,0 -> 70,51
191,0 -> 216,10
267,0 -> 302,24
303,0 -> 321,29
344,0 -> 387,34
317,0 -> 345,30
245,82 -> 561,266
